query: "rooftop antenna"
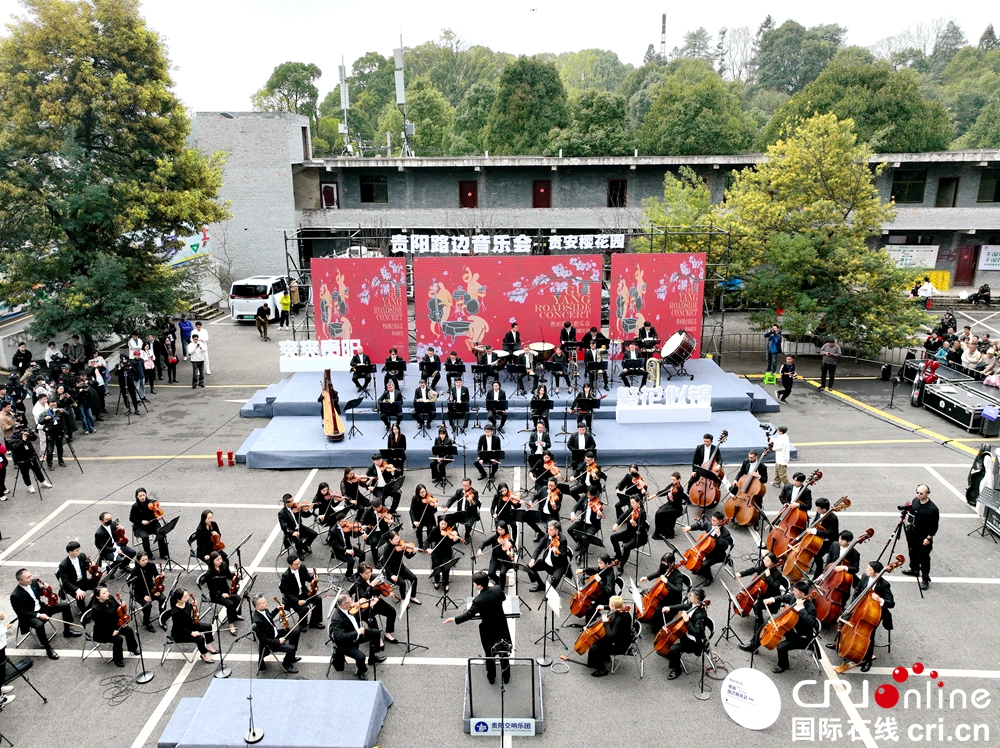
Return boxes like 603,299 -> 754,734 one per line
393,37 -> 414,157
338,57 -> 354,156
660,13 -> 667,61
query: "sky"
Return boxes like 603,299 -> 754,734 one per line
0,0 -> 995,112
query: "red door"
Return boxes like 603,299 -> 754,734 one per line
532,180 -> 551,208
459,180 -> 478,208
955,245 -> 979,287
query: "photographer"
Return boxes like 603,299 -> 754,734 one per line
116,354 -> 142,415
37,402 -> 67,468
11,430 -> 50,494
11,342 -> 32,377
900,485 -> 940,591
188,334 -> 207,388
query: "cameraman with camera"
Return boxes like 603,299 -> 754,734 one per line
37,401 -> 67,469
11,429 -> 50,494
116,354 -> 142,415
899,485 -> 940,591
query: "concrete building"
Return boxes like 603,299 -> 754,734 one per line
194,112 -> 1000,289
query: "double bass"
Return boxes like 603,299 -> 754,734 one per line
837,555 -> 904,665
321,370 -> 346,442
781,497 -> 851,581
569,561 -> 619,618
653,600 -> 710,656
814,528 -> 874,625
766,470 -> 823,555
683,515 -> 731,573
689,431 -> 728,508
723,443 -> 772,526
573,605 -> 631,655
758,590 -> 817,650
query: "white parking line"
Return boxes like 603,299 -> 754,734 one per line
0,500 -> 71,562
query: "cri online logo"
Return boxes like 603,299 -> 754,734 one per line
875,662 -> 941,709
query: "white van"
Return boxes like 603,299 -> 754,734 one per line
229,276 -> 287,321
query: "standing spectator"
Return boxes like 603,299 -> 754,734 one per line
54,384 -> 77,443
764,324 -> 783,374
140,342 -> 157,394
0,444 -> 7,500
0,402 -> 17,447
770,426 -> 791,488
75,376 -> 96,434
818,339 -> 842,391
11,430 -> 50,493
163,335 -> 178,384
278,290 -> 291,330
178,314 -> 194,360
148,334 -> 166,381
917,276 -> 938,309
88,351 -> 109,397
32,393 -> 49,458
67,335 -> 86,373
254,304 -> 270,341
188,334 -> 207,388
43,341 -> 62,377
37,403 -> 67,468
130,350 -> 147,400
193,322 -> 211,375
164,316 -> 178,347
11,342 -> 32,377
777,355 -> 796,403
126,331 -> 143,355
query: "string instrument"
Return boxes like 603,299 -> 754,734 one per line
573,462 -> 602,483
632,474 -> 647,493
653,600 -> 710,655
630,504 -> 641,527
273,597 -> 289,629
587,494 -> 604,520
420,493 -> 441,508
340,520 -> 364,534
766,470 -> 823,556
758,590 -> 818,650
210,531 -> 225,552
689,430 -> 728,507
781,497 -> 851,581
375,505 -> 394,524
379,461 -> 398,475
322,370 -> 346,442
309,567 -> 319,597
723,444 -> 772,526
394,540 -> 418,555
290,501 -> 315,512
349,599 -> 372,615
191,599 -> 200,626
732,555 -> 790,617
500,492 -> 523,506
440,526 -> 461,543
548,535 -> 562,556
463,488 -> 478,506
115,592 -> 131,627
499,535 -> 516,562
87,557 -> 103,582
569,561 -> 619,618
573,605 -> 631,655
639,562 -> 685,622
152,565 -> 166,597
371,578 -> 395,597
148,501 -> 165,520
547,488 -> 560,512
814,528 -> 874,625
346,474 -> 369,483
836,555 -> 904,664
541,459 -> 561,479
38,579 -> 59,607
113,519 -> 129,545
683,516 -> 731,573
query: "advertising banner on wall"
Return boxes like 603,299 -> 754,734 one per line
311,257 -> 408,355
412,255 -> 603,357
978,246 -> 1000,271
885,245 -> 939,268
609,253 -> 706,358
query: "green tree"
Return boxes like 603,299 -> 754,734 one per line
0,0 -> 228,343
953,99 -> 1000,148
546,90 -> 634,156
375,77 -> 454,156
483,57 -> 568,155
637,59 -> 757,155
722,113 -> 922,349
756,20 -> 846,93
640,167 -> 721,257
680,28 -> 713,60
558,49 -> 631,93
624,65 -> 669,129
927,20 -> 967,77
643,44 -> 658,64
760,48 -> 952,151
251,61 -> 323,126
452,81 -> 496,154
405,31 -> 511,107
938,46 -> 1000,138
981,25 -> 999,52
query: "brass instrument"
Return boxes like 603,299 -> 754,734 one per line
646,356 -> 661,388
428,389 -> 439,402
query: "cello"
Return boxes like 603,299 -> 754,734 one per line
814,528 -> 874,625
723,444 -> 772,527
653,600 -> 710,656
781,497 -> 851,581
683,515 -> 731,573
836,555 -> 904,665
569,561 -> 619,618
573,605 -> 631,655
689,430 -> 728,508
639,559 -> 686,622
731,553 -> 790,617
766,470 -> 823,555
758,589 -> 817,650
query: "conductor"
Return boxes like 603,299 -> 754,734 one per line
445,571 -> 511,685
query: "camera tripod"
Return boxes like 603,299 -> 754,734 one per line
115,373 -> 148,424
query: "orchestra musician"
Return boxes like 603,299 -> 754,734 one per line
586,595 -> 633,678
610,495 -> 648,567
341,468 -> 371,515
502,322 -> 521,355
638,320 -> 659,350
251,593 -> 301,674
687,434 -> 721,493
383,347 -> 404,390
409,483 -> 438,550
445,351 -> 464,388
278,554 -> 324,629
584,340 -> 609,390
379,531 -> 421,605
349,563 -> 397,643
350,347 -> 372,392
779,472 -> 813,510
95,512 -> 137,573
430,427 -> 453,485
329,514 -> 364,579
88,587 -> 140,667
205,551 -> 240,636
549,345 -> 569,395
527,520 -> 571,592
681,510 -> 733,586
901,484 -> 939,591
571,382 -> 597,432
530,384 -> 551,432
195,510 -> 226,563
387,423 -> 406,471
449,377 -> 470,431
413,379 -> 436,430
576,553 -> 618,611
736,552 -> 788,650
444,571 -> 512,685
129,487 -> 169,560
366,453 -> 402,514
278,493 -> 317,557
803,497 -> 839,577
312,482 -> 341,532
517,344 -> 539,394
478,520 -> 517,588
479,345 -> 501,387
729,450 -> 768,500
663,588 -> 709,680
330,593 -> 386,680
490,483 -> 521,544
56,541 -> 99,615
377,381 -> 403,430
10,568 -> 78,659
475,425 -> 502,481
569,451 -> 606,499
421,346 -> 442,390
836,561 -> 894,672
620,341 -> 647,389
825,531 -> 861,592
580,326 -> 608,351
445,478 -> 480,542
360,497 -> 391,555
639,551 -> 690,616
527,421 -> 551,473
615,464 -> 648,515
168,589 -> 216,663
568,484 -> 604,560
130,552 -> 164,632
527,475 -> 564,541
560,321 -> 577,349
426,518 -> 460,591
740,580 -> 818,674
652,472 -> 687,540
485,381 -> 508,432
568,424 -> 597,475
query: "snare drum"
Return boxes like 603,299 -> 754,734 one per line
528,341 -> 555,362
661,331 -> 697,366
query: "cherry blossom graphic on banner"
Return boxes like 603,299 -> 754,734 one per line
311,257 -> 408,356
413,256 -> 602,358
610,253 -> 706,357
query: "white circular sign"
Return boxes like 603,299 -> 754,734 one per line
721,667 -> 782,730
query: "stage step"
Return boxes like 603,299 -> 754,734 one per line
239,390 -> 269,418
747,382 -> 781,413
235,428 -> 265,464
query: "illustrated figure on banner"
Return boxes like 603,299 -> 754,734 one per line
319,270 -> 352,340
615,266 -> 647,339
318,261 -> 406,344
426,267 -> 490,351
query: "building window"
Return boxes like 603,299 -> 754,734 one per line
979,169 -> 1000,203
935,177 -> 959,207
459,180 -> 478,209
321,183 -> 339,209
532,180 -> 552,209
359,175 -> 388,204
606,179 -> 627,208
887,234 -> 935,245
890,170 -> 927,204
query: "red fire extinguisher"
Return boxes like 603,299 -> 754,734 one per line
216,447 -> 223,467
227,449 -> 235,467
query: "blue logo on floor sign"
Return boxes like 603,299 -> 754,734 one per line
471,719 -> 536,736
474,722 -> 489,733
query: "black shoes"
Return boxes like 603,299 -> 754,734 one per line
591,669 -> 610,678
528,584 -> 545,593
901,569 -> 919,577
738,642 -> 757,653
860,661 -> 872,672
283,665 -> 299,674
64,630 -> 82,638
667,668 -> 681,680
919,580 -> 929,590
47,650 -> 60,660
370,654 -> 387,664
772,666 -> 788,674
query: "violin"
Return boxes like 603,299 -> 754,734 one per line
340,519 -> 364,534
639,561 -> 684,622
349,599 -> 372,615
499,535 -> 516,562
229,566 -> 241,596
273,597 -> 289,629
372,579 -> 395,597
630,504 -> 641,527
587,495 -> 604,519
191,599 -> 200,626
87,558 -> 103,582
654,600 -> 710,656
814,528 -> 874,625
375,505 -> 394,523
152,564 -> 166,596
573,605 -> 631,654
836,555 -> 904,664
38,579 -> 59,607
421,493 -> 440,508
380,461 -> 398,474
547,488 -> 560,511
148,501 -> 165,520
688,430 -> 728,508
115,592 -> 131,627
290,501 -> 315,512
683,516 -> 731,572
210,531 -> 226,552
463,488 -> 478,506
758,590 -> 818,650
632,474 -> 647,493
501,492 -> 523,506
309,567 -> 319,597
441,526 -> 461,543
781,497 -> 851,581
395,540 -> 418,554
570,561 -> 619,618
548,535 -> 561,556
113,519 -> 129,545
766,470 -> 823,555
723,444 -> 772,526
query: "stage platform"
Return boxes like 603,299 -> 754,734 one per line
240,358 -> 779,420
158,678 -> 392,748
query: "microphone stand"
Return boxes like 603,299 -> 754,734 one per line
128,583 -> 154,684
240,597 -> 264,744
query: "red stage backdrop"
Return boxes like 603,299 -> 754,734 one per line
413,256 -> 602,357
311,257 -> 408,355
610,253 -> 706,357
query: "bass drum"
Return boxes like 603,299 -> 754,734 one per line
661,331 -> 697,367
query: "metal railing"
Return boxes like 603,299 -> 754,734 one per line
703,331 -> 918,367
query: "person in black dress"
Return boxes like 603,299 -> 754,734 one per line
89,587 -> 140,667
735,551 -> 788,650
340,468 -> 370,517
130,552 -> 164,632
409,483 -> 439,550
387,423 -> 407,472
740,580 -> 818,674
586,595 -> 633,678
680,510 -> 733,586
445,571 -> 512,684
490,483 -> 520,544
652,472 -> 687,540
574,553 -> 619,611
379,532 -> 421,605
168,589 -> 216,662
313,482 -> 342,534
195,510 -> 226,565
663,588 -> 709,680
639,551 -> 690,621
205,551 -> 240,636
430,427 -> 453,484
571,383 -> 596,432
610,495 -> 648,568
530,384 -> 551,431
129,487 -> 169,560
425,519 -> 460,591
478,521 -> 517,588
349,563 -> 397,643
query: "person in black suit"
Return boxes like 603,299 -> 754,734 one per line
329,593 -> 385,680
329,517 -> 364,579
251,593 -> 300,674
902,485 -> 940,590
350,348 -> 372,392
584,340 -> 609,389
476,425 -> 502,481
10,569 -> 78,659
580,326 -> 608,350
729,450 -> 768,501
559,321 -> 577,349
479,346 -> 501,387
445,571 -> 512,684
168,589 -> 215,662
278,494 -> 317,557
279,554 -> 324,629
56,541 -> 99,615
377,381 -> 403,431
446,478 -> 480,542
448,378 -> 470,431
527,520 -> 571,592
610,495 -> 648,567
430,427 -> 453,484
490,486 -> 520,543
88,587 -> 140,667
425,518 -> 460,591
516,345 -> 539,395
681,511 -> 733,586
571,383 -> 597,432
502,323 -> 521,354
421,346 -> 442,390
586,595 -> 633,677
779,473 -> 813,510
568,424 -> 597,475
413,379 -> 435,429
652,472 -> 687,540
485,381 -> 508,432
740,580 -> 818,674
663,588 -> 710,680
852,561 -> 894,672
569,452 -> 606,499
130,552 -> 164,632
549,345 -> 569,394
568,484 -> 604,559
735,552 -> 788,650
95,512 -> 137,572
383,348 -> 405,390
637,321 -> 659,350
360,497 -> 391,556
687,434 -> 721,492
445,351 -> 465,388
366,455 -> 402,514
129,487 -> 169,560
205,552 -> 240,636
574,553 -> 618,611
615,464 -> 649,514
527,421 -> 550,473
379,531 -> 421,604
824,531 -> 861,591
349,563 -> 398,643
195,510 -> 226,564
801,498 -> 840,577
620,342 -> 648,389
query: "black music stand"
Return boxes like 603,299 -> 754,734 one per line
485,399 -> 508,435
380,448 -> 405,473
471,364 -> 488,397
570,529 -> 604,568
419,360 -> 441,390
506,362 -> 528,396
445,362 -> 466,388
510,508 -> 535,562
377,401 -> 402,436
413,400 -> 435,438
586,361 -> 609,394
530,398 -> 553,430
383,361 -> 406,388
621,359 -> 647,389
431,444 -> 457,489
543,361 -> 564,390
448,402 -> 469,434
342,396 -> 365,438
479,450 -> 505,492
353,364 -> 375,398
156,515 -> 182,571
434,556 -> 463,616
573,397 -> 600,430
398,584 -> 429,663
